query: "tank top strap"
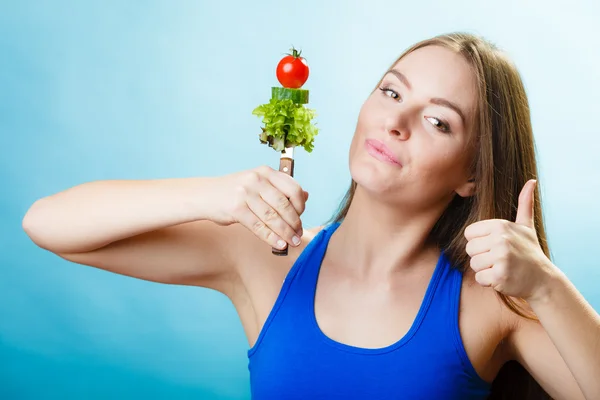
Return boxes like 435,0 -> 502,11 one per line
414,250 -> 461,334
248,221 -> 340,357
416,251 -> 484,382
288,221 -> 341,294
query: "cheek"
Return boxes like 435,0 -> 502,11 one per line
355,103 -> 372,133
412,147 -> 468,182
356,95 -> 382,129
349,100 -> 376,154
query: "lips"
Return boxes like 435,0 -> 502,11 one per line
365,139 -> 402,166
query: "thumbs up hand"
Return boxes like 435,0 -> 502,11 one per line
464,179 -> 558,301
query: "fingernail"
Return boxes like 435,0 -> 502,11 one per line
292,236 -> 301,246
277,239 -> 287,249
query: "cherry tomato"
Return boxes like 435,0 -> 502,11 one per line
276,47 -> 310,89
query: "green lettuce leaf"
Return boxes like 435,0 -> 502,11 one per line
252,98 -> 318,153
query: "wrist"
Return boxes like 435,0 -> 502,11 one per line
525,263 -> 567,307
183,176 -> 223,222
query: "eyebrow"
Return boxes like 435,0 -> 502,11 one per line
386,69 -> 412,90
384,69 -> 467,125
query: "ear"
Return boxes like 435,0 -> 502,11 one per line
455,178 -> 476,198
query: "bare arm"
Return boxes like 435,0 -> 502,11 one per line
507,271 -> 599,400
22,178 -> 219,254
22,168 -> 308,292
22,178 -> 238,289
55,221 -> 245,289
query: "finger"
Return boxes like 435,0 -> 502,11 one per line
236,203 -> 287,250
246,192 -> 300,247
474,268 -> 496,288
469,251 -> 495,272
265,170 -> 307,217
515,179 -> 536,229
465,236 -> 492,257
464,219 -> 503,241
259,181 -> 303,237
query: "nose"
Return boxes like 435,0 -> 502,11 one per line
384,115 -> 410,141
383,102 -> 414,140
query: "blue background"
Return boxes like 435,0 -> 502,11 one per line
2,0 -> 599,398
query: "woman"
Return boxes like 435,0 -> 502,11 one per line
22,33 -> 599,399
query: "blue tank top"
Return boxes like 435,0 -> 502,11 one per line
247,222 -> 491,399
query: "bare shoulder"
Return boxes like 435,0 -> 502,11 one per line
232,223 -> 325,291
225,223 -> 325,346
460,269 -> 516,323
458,269 -> 520,382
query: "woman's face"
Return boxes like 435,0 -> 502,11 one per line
348,45 -> 478,209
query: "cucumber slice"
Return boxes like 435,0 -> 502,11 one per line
271,87 -> 309,104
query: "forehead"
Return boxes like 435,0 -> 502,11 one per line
391,45 -> 477,120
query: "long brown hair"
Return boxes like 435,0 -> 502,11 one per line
329,33 -> 552,399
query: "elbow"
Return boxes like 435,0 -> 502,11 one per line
22,198 -> 51,250
22,200 -> 39,237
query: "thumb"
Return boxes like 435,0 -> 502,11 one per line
515,179 -> 536,228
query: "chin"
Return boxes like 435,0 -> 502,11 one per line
348,131 -> 404,195
348,156 -> 398,196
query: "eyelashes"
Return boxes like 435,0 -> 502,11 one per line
378,86 -> 452,133
379,86 -> 401,101
424,116 -> 451,133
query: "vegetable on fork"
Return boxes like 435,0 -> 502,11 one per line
252,47 -> 318,256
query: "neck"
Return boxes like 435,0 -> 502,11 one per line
329,185 -> 451,277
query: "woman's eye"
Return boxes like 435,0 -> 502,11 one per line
379,87 -> 401,101
425,116 -> 451,133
